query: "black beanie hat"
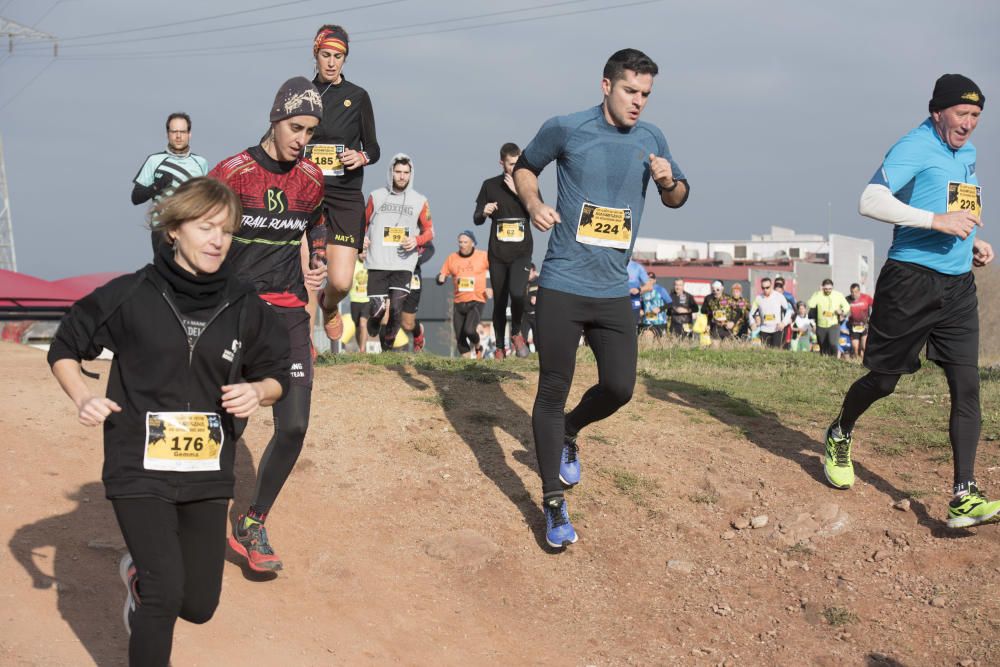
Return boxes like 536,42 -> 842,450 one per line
269,76 -> 323,123
929,74 -> 985,113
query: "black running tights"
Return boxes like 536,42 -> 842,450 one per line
252,383 -> 311,513
838,364 -> 980,485
453,301 -> 483,354
532,288 -> 637,498
112,497 -> 227,667
366,290 -> 408,350
489,254 -> 531,343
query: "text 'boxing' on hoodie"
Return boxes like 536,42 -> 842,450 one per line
364,153 -> 434,272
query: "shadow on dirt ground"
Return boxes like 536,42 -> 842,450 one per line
641,373 -> 969,540
389,363 -> 555,550
9,480 -> 126,665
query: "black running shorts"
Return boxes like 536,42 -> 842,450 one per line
366,269 -> 411,297
272,304 -> 313,388
403,272 -> 422,314
864,259 -> 978,374
350,301 -> 371,328
323,189 -> 366,250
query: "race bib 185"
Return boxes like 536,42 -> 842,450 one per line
304,144 -> 345,177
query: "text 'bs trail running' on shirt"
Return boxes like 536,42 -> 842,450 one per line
210,145 -> 325,308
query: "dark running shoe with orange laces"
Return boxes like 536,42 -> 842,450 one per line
228,514 -> 283,572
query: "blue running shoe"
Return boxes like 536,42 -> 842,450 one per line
559,439 -> 581,487
544,497 -> 578,548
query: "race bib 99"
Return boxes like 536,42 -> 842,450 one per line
383,226 -> 408,246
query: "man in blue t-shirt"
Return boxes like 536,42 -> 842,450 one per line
824,74 -> 1000,530
131,112 -> 210,250
513,48 -> 690,548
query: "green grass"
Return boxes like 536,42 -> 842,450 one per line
636,346 -> 999,459
688,491 -> 718,505
603,467 -> 661,506
822,606 -> 858,626
315,346 -> 998,462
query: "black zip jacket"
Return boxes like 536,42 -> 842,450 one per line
310,75 -> 380,194
48,267 -> 290,502
473,174 -> 533,263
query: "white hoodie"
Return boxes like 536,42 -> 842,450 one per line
365,153 -> 432,272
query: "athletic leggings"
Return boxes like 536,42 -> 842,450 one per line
837,364 -> 980,486
532,288 -> 637,498
366,290 -> 408,351
112,497 -> 227,667
252,383 -> 310,513
453,301 -> 483,354
489,254 -> 531,343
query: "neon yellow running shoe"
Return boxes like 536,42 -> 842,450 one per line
947,484 -> 1000,529
823,424 -> 854,490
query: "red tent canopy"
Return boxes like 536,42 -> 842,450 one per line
0,269 -> 79,308
51,272 -> 125,300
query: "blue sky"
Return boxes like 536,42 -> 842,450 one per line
1,0 -> 997,278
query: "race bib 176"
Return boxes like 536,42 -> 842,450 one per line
143,411 -> 224,472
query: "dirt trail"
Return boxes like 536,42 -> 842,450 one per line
1,342 -> 998,666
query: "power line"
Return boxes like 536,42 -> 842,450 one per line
0,58 -> 56,112
52,0 -> 330,43
8,0 -> 665,61
13,0 -> 405,51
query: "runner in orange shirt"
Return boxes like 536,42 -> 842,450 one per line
437,230 -> 492,358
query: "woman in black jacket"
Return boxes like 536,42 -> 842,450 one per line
48,177 -> 290,667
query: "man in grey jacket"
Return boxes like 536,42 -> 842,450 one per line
362,154 -> 435,351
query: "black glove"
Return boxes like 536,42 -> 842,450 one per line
436,275 -> 446,286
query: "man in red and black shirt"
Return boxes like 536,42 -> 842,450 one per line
210,76 -> 326,573
847,282 -> 874,361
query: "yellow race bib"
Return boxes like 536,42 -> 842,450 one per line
947,182 -> 982,217
852,324 -> 866,333
304,144 -> 345,177
410,273 -> 422,290
496,218 -> 526,243
457,277 -> 475,293
144,412 -> 224,472
383,226 -> 408,246
764,313 -> 775,322
713,310 -> 727,323
575,202 -> 632,249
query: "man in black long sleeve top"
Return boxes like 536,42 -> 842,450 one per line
473,142 -> 534,358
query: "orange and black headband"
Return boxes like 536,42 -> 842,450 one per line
313,28 -> 349,57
